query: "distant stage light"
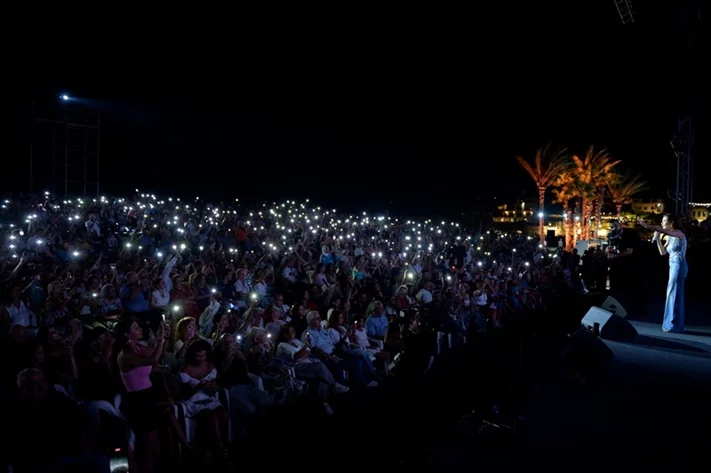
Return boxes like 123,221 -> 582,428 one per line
61,95 -> 69,101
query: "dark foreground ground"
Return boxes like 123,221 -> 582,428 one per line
226,293 -> 711,473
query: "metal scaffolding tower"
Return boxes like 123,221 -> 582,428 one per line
671,116 -> 693,217
613,0 -> 635,24
672,1 -> 701,218
614,0 -> 701,218
29,99 -> 101,198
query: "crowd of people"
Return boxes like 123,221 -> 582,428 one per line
0,191 -> 592,472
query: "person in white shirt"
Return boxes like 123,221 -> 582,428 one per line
281,260 -> 298,284
270,294 -> 291,323
233,270 -> 251,309
313,263 -> 328,289
275,324 -> 348,414
1,283 -> 37,330
151,277 -> 171,310
85,214 -> 100,237
416,281 -> 434,305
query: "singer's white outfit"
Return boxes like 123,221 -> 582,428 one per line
662,236 -> 687,333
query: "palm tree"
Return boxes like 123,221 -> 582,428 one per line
516,143 -> 570,242
607,170 -> 649,218
554,170 -> 589,251
553,172 -> 575,251
570,146 -> 620,239
594,171 -> 620,239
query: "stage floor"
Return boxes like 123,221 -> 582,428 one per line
429,296 -> 711,472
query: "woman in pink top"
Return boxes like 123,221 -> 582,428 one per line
114,317 -> 166,473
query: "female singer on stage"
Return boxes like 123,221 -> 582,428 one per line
637,215 -> 687,333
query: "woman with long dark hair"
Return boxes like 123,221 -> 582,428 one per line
113,317 -> 166,473
637,214 -> 688,333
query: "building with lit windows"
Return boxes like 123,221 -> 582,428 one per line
631,200 -> 664,215
492,200 -> 535,223
689,203 -> 710,222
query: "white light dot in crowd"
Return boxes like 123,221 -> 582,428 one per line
157,252 -> 163,258
477,262 -> 482,266
72,251 -> 79,257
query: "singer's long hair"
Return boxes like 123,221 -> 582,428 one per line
663,213 -> 685,234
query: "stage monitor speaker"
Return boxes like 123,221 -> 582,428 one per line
600,296 -> 627,319
581,306 -> 637,342
564,329 -> 614,382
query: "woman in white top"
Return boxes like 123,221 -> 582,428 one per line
251,270 -> 268,303
179,340 -> 228,459
350,316 -> 384,358
275,324 -> 347,413
151,277 -> 171,310
327,310 -> 378,375
2,282 -> 37,329
313,263 -> 328,289
473,281 -> 488,314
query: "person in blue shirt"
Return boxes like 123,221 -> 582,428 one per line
365,302 -> 389,340
119,272 -> 150,313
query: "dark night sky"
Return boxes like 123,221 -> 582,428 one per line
11,1 -> 704,216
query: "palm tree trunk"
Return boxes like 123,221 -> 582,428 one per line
595,187 -> 605,239
580,197 -> 589,240
572,201 -> 581,250
616,204 -> 622,219
537,186 -> 546,243
564,210 -> 573,251
581,197 -> 594,240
